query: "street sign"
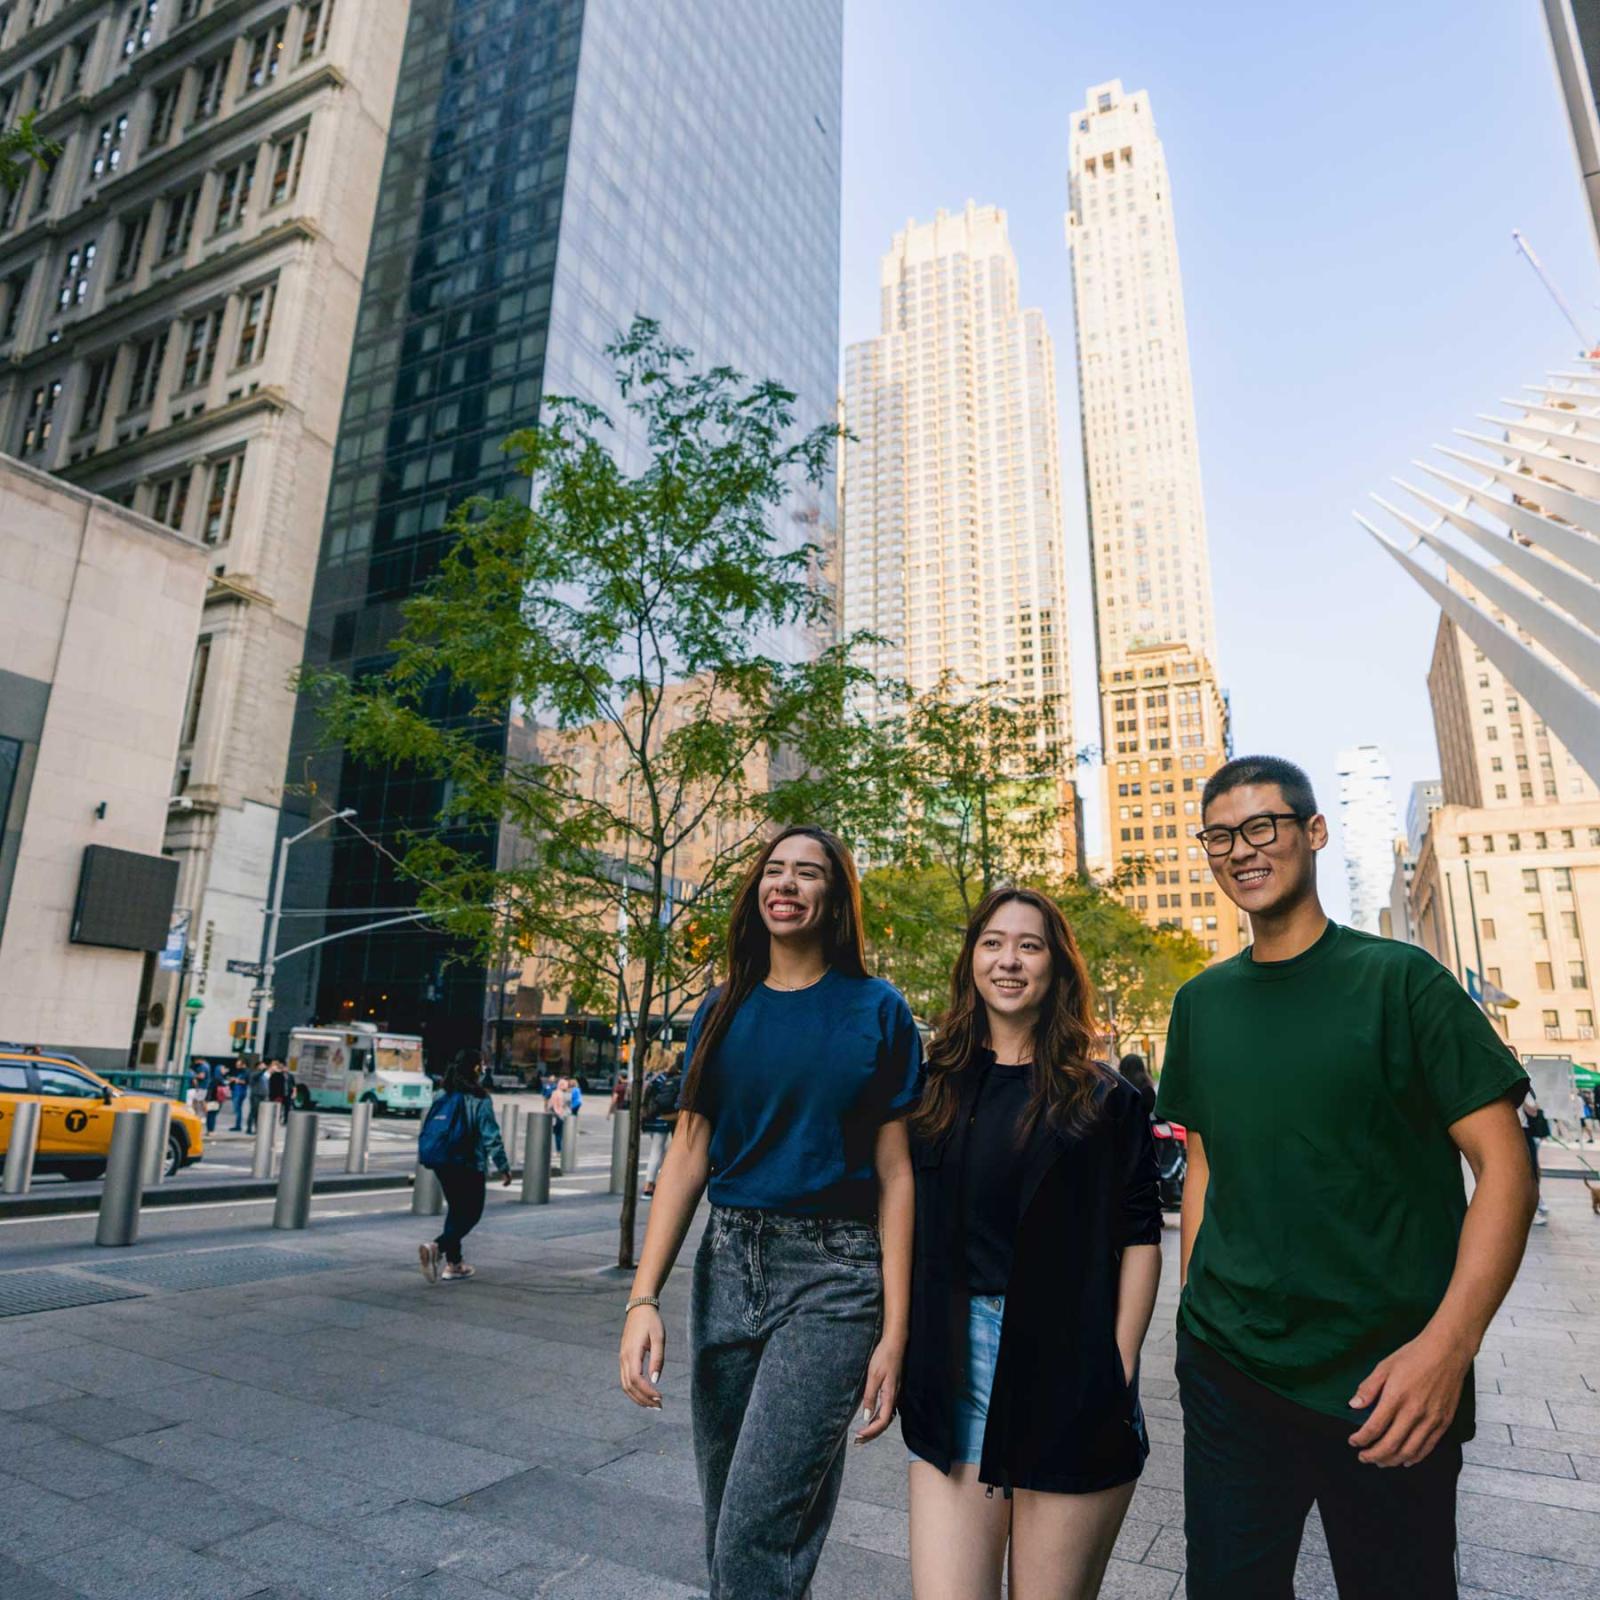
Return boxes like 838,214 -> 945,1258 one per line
226,958 -> 264,978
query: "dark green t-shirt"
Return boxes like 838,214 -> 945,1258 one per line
1155,921 -> 1527,1433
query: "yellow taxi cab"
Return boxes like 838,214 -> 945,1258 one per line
0,1047 -> 204,1182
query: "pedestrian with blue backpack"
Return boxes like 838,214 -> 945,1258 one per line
417,1051 -> 511,1284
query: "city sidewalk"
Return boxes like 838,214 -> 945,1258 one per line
0,1168 -> 1596,1598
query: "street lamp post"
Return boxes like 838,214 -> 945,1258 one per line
253,809 -> 356,1054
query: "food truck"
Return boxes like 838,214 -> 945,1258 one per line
287,1024 -> 431,1116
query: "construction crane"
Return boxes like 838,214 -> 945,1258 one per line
1512,229 -> 1600,355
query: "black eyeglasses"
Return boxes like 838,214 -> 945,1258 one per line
1195,812 -> 1307,857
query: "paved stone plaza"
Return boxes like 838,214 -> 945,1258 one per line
0,1152 -> 1597,1599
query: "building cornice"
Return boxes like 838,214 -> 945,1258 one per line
3,215 -> 319,370
52,383 -> 289,480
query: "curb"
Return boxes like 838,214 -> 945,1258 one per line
0,1169 -> 417,1219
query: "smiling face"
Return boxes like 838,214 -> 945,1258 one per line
973,898 -> 1053,1041
758,833 -> 833,944
1201,781 -> 1326,919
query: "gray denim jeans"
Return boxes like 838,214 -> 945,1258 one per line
690,1205 -> 883,1599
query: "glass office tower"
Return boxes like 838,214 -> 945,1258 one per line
270,0 -> 843,1059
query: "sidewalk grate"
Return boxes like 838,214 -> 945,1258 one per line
0,1270 -> 146,1318
87,1246 -> 348,1292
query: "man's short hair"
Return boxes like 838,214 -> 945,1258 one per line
1202,755 -> 1318,819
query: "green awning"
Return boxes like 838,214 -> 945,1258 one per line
1573,1065 -> 1600,1089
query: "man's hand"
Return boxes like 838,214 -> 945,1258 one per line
854,1335 -> 903,1444
1347,1331 -> 1471,1467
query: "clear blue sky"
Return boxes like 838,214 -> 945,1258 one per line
839,0 -> 1600,919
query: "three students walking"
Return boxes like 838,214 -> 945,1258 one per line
619,753 -> 1537,1598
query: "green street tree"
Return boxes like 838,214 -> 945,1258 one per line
301,319 -> 893,1268
856,676 -> 1207,1042
0,113 -> 58,192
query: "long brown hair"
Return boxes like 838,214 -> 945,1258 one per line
912,886 -> 1104,1145
680,825 -> 868,1114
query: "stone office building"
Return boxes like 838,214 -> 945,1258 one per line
0,0 -> 407,1062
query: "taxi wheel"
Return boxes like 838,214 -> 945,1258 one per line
165,1133 -> 184,1178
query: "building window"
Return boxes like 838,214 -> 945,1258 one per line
1529,912 -> 1546,939
181,634 -> 210,743
151,467 -> 190,530
0,267 -> 28,340
30,133 -> 63,218
1555,868 -> 1573,891
123,327 -> 166,410
56,239 -> 97,309
211,156 -> 253,234
19,379 -> 61,454
90,114 -> 129,179
120,1 -> 158,57
1472,871 -> 1488,893
111,209 -> 148,283
1573,961 -> 1589,989
1542,1008 -> 1561,1039
244,18 -> 285,91
1578,1009 -> 1595,1039
1507,834 -> 1521,852
1480,918 -> 1495,941
1562,911 -> 1580,938
265,129 -> 306,207
66,33 -> 93,96
76,354 -> 114,433
158,185 -> 198,259
178,306 -> 223,388
177,0 -> 203,21
202,450 -> 244,542
146,79 -> 179,147
1522,869 -> 1539,892
233,280 -> 274,365
1537,962 -> 1554,991
190,53 -> 227,126
298,0 -> 335,62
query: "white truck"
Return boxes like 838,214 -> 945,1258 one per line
287,1023 -> 432,1117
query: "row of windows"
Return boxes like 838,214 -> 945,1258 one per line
16,277 -> 274,458
1459,831 -> 1599,855
1,125 -> 303,355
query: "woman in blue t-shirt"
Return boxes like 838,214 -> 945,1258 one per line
620,824 -> 922,1598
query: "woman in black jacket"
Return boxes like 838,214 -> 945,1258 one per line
901,887 -> 1162,1600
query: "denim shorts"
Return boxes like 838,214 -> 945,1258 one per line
910,1293 -> 1004,1466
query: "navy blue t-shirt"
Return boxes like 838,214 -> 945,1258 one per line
685,969 -> 923,1219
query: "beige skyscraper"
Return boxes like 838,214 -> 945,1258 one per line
1067,81 -> 1240,959
840,201 -> 1074,762
0,0 -> 407,1062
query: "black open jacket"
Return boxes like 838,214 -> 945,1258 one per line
900,1054 -> 1162,1494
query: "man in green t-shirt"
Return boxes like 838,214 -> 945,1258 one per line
1155,754 -> 1535,1599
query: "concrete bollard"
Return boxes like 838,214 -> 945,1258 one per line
560,1114 -> 578,1175
96,1108 -> 148,1246
345,1100 -> 373,1174
3,1099 -> 41,1194
412,1160 -> 443,1215
251,1112 -> 276,1178
501,1104 -> 520,1170
140,1098 -> 173,1187
273,1111 -> 318,1230
520,1113 -> 551,1205
610,1111 -> 632,1195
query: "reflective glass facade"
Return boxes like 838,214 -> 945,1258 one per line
272,0 -> 843,1059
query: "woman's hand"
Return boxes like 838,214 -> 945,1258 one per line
620,1305 -> 666,1409
854,1334 -> 904,1443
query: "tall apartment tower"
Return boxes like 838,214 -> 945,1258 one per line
840,202 -> 1074,757
1410,597 -> 1600,1071
1336,744 -> 1400,934
1066,81 -> 1240,958
0,0 -> 407,1062
270,0 -> 843,1063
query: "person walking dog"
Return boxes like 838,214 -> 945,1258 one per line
417,1051 -> 511,1284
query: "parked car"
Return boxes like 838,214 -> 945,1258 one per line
0,1047 -> 204,1181
1151,1117 -> 1187,1211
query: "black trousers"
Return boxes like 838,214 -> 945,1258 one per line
435,1167 -> 487,1263
1176,1326 -> 1461,1599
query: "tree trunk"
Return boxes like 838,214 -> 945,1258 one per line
616,949 -> 656,1269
